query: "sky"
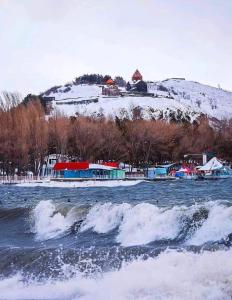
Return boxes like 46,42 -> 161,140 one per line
0,0 -> 231,96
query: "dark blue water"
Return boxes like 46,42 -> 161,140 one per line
0,180 -> 232,299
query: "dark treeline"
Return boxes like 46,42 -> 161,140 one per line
42,74 -> 127,96
0,94 -> 232,176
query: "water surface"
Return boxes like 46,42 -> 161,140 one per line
0,179 -> 232,299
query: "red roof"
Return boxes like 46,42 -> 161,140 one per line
53,161 -> 120,171
132,69 -> 143,81
53,162 -> 89,171
101,162 -> 119,168
106,79 -> 114,85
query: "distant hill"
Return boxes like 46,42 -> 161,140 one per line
41,76 -> 232,122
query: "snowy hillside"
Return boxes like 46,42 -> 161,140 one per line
42,78 -> 232,121
150,79 -> 232,119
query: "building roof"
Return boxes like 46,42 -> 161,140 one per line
53,162 -> 89,171
102,162 -> 119,168
53,161 -> 119,171
89,163 -> 116,170
132,69 -> 143,81
106,79 -> 114,85
199,157 -> 223,171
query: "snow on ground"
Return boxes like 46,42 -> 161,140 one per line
48,84 -> 102,101
15,179 -> 144,188
149,79 -> 232,119
43,79 -> 232,121
55,94 -> 198,121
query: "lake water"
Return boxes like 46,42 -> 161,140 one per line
0,179 -> 232,299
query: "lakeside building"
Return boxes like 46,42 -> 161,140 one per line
41,154 -> 68,177
53,162 -> 125,180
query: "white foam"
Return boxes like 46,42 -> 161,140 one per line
1,249 -> 232,300
117,203 -> 184,246
32,200 -> 77,241
188,203 -> 232,245
81,203 -> 191,246
80,203 -> 131,233
32,200 -> 232,245
17,180 -> 143,188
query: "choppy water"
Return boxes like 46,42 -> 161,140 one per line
0,179 -> 232,299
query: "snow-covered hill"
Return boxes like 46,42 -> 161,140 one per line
42,78 -> 232,122
151,79 -> 232,119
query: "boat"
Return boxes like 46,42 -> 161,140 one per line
174,167 -> 197,180
196,157 -> 232,180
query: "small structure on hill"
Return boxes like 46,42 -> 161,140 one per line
126,70 -> 149,95
102,79 -> 121,96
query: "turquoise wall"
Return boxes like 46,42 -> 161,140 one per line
64,169 -> 125,179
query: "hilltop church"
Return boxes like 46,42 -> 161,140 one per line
126,69 -> 148,93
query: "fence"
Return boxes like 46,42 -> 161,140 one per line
125,172 -> 145,179
0,175 -> 40,184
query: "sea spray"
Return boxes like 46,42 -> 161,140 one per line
1,249 -> 232,300
18,180 -> 143,188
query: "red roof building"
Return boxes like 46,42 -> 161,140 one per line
53,162 -> 89,171
132,69 -> 143,82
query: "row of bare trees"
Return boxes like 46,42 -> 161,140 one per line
0,95 -> 232,175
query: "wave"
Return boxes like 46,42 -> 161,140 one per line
29,200 -> 232,245
187,203 -> 232,245
31,200 -> 88,241
0,207 -> 29,220
80,202 -> 187,246
80,202 -> 131,234
0,249 -> 232,300
117,203 -> 186,246
81,201 -> 232,247
17,179 -> 144,188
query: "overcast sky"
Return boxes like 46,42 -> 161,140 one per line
0,0 -> 231,96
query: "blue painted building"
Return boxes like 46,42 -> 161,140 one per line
53,162 -> 125,180
147,167 -> 167,179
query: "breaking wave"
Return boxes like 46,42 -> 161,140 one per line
81,201 -> 232,246
80,202 -> 131,234
31,200 -> 87,241
117,203 -> 185,246
0,249 -> 232,300
187,203 -> 232,245
30,200 -> 232,246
